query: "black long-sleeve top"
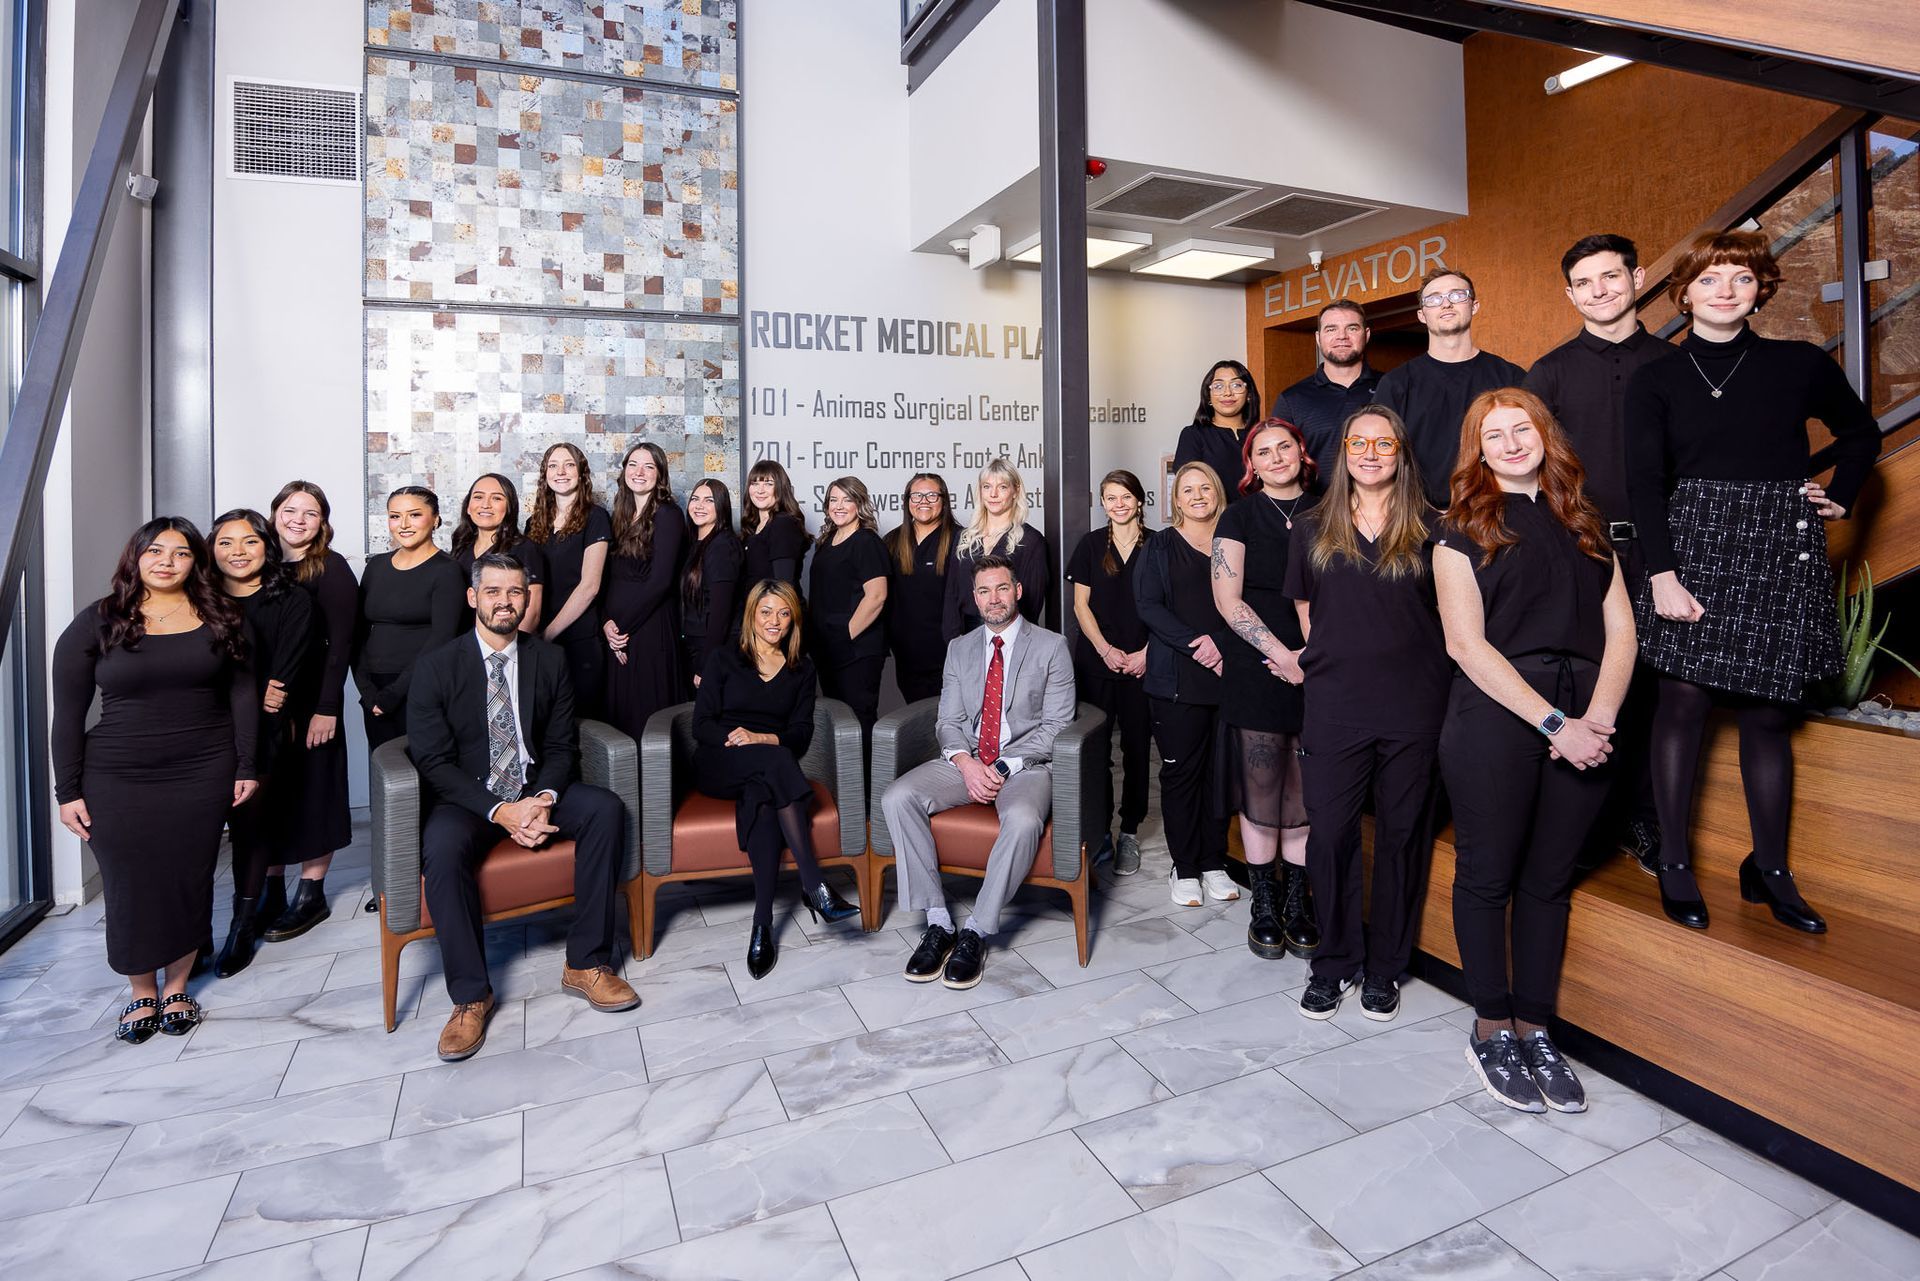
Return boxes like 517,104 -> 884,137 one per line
353,550 -> 467,714
1625,325 -> 1882,576
692,645 -> 817,755
1173,422 -> 1249,488
1523,325 -> 1671,526
603,502 -> 688,632
295,551 -> 357,719
682,529 -> 744,669
1134,526 -> 1228,703
942,523 -> 1049,640
238,585 -> 315,774
742,513 -> 808,592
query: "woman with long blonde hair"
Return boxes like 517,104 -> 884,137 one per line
942,457 -> 1048,639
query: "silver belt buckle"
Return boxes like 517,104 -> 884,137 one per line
1608,521 -> 1635,541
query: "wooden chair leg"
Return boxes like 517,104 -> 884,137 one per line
378,896 -> 404,1032
622,878 -> 645,961
1071,869 -> 1090,968
859,853 -> 879,933
637,875 -> 659,960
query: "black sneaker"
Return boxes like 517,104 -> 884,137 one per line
942,928 -> 985,990
903,924 -> 955,983
1467,1029 -> 1545,1113
1519,1030 -> 1587,1113
1359,974 -> 1400,1022
1625,818 -> 1661,878
1298,975 -> 1352,1020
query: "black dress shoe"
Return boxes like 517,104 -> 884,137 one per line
1739,855 -> 1827,934
215,895 -> 260,978
1657,863 -> 1709,930
1626,819 -> 1662,878
746,922 -> 779,979
903,924 -> 955,983
942,928 -> 985,990
802,881 -> 859,924
262,878 -> 331,942
1245,868 -> 1287,960
1282,865 -> 1320,959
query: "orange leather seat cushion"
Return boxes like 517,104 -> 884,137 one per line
927,804 -> 1057,876
417,838 -> 579,928
670,780 -> 841,873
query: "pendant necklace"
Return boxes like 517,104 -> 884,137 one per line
1689,350 -> 1747,400
1266,492 -> 1305,529
142,598 -> 188,630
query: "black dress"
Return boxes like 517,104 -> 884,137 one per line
886,524 -> 952,703
227,586 -> 315,880
682,529 -> 744,687
452,538 -> 548,631
942,523 -> 1049,640
742,513 -> 808,593
533,504 -> 613,718
353,550 -> 468,750
808,528 -> 890,738
603,502 -> 687,743
282,551 -> 356,859
1173,422 -> 1249,489
52,610 -> 257,974
692,646 -> 818,846
1065,526 -> 1150,835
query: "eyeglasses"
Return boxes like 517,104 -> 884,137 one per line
1343,436 -> 1400,456
1420,288 -> 1473,308
1208,379 -> 1249,393
907,492 -> 944,505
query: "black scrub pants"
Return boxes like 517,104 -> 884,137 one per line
1441,658 -> 1611,1024
1300,720 -> 1438,983
1084,669 -> 1150,835
1150,697 -> 1228,878
820,652 -> 885,764
1585,538 -> 1658,858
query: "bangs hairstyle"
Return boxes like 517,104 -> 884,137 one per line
451,473 -> 527,559
682,478 -> 737,608
1310,405 -> 1430,581
1238,417 -> 1316,496
816,475 -> 879,544
888,472 -> 958,575
210,507 -> 293,599
1167,461 -> 1225,528
1096,469 -> 1146,576
957,457 -> 1030,558
1670,229 -> 1781,313
742,459 -> 805,535
611,441 -> 678,560
1190,359 -> 1261,428
737,578 -> 806,668
99,516 -> 247,660
525,442 -> 597,545
268,479 -> 335,583
1448,389 -> 1611,567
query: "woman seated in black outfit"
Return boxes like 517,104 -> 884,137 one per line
1173,358 -> 1262,484
1626,231 -> 1881,934
355,486 -> 466,752
526,442 -> 612,719
1138,461 -> 1237,908
451,473 -> 546,633
693,580 -> 859,978
603,442 -> 687,744
741,459 -> 809,592
1212,420 -> 1319,960
1436,389 -> 1636,1114
810,476 -> 890,757
211,509 -> 314,977
682,478 -> 744,689
885,472 -> 959,704
53,518 -> 258,1043
942,457 -> 1048,639
1066,469 -> 1151,876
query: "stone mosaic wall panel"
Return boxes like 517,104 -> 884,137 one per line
365,57 -> 737,314
364,308 -> 738,551
367,0 -> 738,91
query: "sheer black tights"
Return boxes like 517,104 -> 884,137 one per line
1649,675 -> 1799,899
745,800 -> 826,928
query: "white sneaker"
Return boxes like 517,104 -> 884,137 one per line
1169,874 -> 1202,907
1201,870 -> 1241,902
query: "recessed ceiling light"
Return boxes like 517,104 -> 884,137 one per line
1008,227 -> 1153,268
1130,237 -> 1274,280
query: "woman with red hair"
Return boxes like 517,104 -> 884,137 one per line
1434,388 -> 1636,1114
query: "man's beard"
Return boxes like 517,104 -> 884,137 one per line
1321,345 -> 1362,368
481,608 -> 524,636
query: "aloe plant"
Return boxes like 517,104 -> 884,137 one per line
1822,562 -> 1920,708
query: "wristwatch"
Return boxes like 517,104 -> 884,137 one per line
1538,709 -> 1567,737
991,759 -> 1012,779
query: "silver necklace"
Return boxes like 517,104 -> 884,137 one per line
142,598 -> 188,629
1689,350 -> 1747,399
1266,491 -> 1305,528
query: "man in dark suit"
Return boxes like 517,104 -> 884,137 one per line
408,553 -> 638,1061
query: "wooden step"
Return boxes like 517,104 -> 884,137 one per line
1828,436 -> 1920,589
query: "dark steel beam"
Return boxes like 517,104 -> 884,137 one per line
1835,127 -> 1871,399
151,0 -> 214,519
1036,0 -> 1089,634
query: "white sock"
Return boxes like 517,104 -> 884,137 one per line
925,906 -> 952,932
962,915 -> 989,938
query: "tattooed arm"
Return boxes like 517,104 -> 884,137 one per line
1212,535 -> 1304,684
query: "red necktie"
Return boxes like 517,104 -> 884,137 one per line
977,636 -> 1005,766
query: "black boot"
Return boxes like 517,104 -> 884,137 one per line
1246,866 -> 1287,959
215,896 -> 260,978
256,874 -> 288,933
746,922 -> 779,979
262,877 -> 331,942
1282,863 -> 1320,959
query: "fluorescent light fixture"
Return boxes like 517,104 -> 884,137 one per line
1008,227 -> 1153,267
1544,55 -> 1630,95
1130,237 -> 1274,280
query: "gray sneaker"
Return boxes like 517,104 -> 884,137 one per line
1114,832 -> 1141,876
1467,1029 -> 1545,1113
1519,1031 -> 1587,1112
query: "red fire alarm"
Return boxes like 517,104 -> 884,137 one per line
1086,157 -> 1108,178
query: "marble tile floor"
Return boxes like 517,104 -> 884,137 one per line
0,814 -> 1914,1281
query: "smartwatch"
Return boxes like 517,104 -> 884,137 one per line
991,759 -> 1012,779
1538,709 -> 1567,737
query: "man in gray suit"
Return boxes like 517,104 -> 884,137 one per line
882,555 -> 1078,989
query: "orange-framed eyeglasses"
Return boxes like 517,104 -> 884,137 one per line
1342,436 -> 1401,456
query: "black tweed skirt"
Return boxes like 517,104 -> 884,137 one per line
1634,479 -> 1840,703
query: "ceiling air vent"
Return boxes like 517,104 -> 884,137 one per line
1224,193 -> 1384,238
229,78 -> 361,185
1090,173 -> 1257,223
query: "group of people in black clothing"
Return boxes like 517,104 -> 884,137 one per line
53,229 -> 1879,1114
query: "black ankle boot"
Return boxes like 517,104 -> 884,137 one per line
1739,854 -> 1826,934
1246,866 -> 1287,960
256,874 -> 288,932
1282,864 -> 1320,958
746,922 -> 779,979
802,881 -> 859,924
1657,863 -> 1709,930
216,896 -> 260,978
262,878 -> 330,942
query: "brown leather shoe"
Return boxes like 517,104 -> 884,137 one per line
436,992 -> 496,1062
562,964 -> 641,1013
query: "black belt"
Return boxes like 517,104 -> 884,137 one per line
1608,521 -> 1635,542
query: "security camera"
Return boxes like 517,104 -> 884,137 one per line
949,238 -> 971,255
1308,249 -> 1324,271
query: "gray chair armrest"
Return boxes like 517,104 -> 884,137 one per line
1046,702 -> 1112,884
640,702 -> 695,877
869,698 -> 942,858
371,737 -> 424,934
578,719 -> 642,882
801,697 -> 867,857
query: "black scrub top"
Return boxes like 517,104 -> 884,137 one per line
1434,495 -> 1612,663
886,524 -> 951,661
1064,526 -> 1147,680
943,524 -> 1049,640
743,513 -> 809,592
808,528 -> 890,663
1215,492 -> 1316,732
1173,421 -> 1249,489
1282,508 -> 1449,735
535,505 -> 611,642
